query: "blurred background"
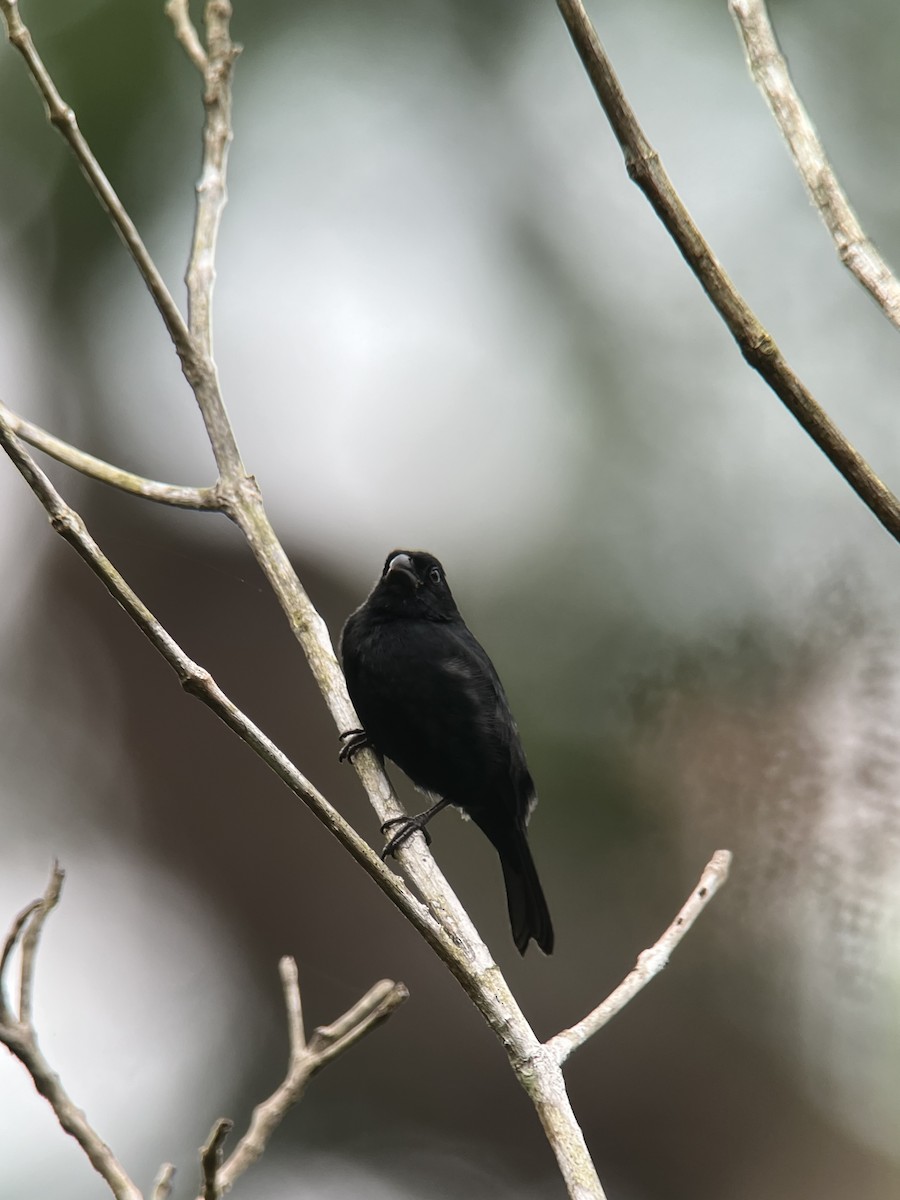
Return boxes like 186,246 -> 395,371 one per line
1,0 -> 900,1196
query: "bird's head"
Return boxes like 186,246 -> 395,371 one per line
370,549 -> 461,622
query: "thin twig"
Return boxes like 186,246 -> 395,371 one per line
0,400 -> 219,510
307,978 -> 408,1066
547,851 -> 732,1064
186,1 -> 240,363
555,0 -> 900,544
165,0 -> 207,71
18,861 -> 63,1027
200,1118 -> 233,1200
0,900 -> 40,1019
151,1163 -> 177,1200
730,0 -> 900,331
0,868 -> 143,1200
206,962 -> 408,1197
167,0 -> 245,482
279,955 -> 306,1056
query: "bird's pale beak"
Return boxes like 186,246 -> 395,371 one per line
386,553 -> 417,584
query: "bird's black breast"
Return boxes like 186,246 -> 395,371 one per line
341,610 -> 534,830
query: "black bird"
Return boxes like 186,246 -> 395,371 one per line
340,549 -> 553,955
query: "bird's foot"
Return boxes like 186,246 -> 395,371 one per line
380,815 -> 433,860
338,728 -> 369,762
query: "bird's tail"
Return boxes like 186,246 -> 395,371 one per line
498,829 -> 554,956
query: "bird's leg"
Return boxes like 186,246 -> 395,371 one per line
381,798 -> 451,860
338,728 -> 369,762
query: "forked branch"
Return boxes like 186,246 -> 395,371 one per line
0,865 -> 143,1200
2,870 -> 407,1200
199,960 -> 408,1197
548,850 -> 731,1063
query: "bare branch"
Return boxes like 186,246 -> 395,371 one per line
730,0 -> 900,331
555,0 -> 900,544
547,851 -> 732,1065
165,0 -> 207,71
208,962 -> 408,1196
0,400 -> 219,510
0,868 -> 143,1200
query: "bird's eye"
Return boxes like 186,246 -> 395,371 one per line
429,567 -> 441,584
